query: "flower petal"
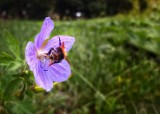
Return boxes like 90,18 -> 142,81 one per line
34,17 -> 54,49
44,35 -> 75,52
48,59 -> 71,82
33,59 -> 53,92
25,42 -> 37,71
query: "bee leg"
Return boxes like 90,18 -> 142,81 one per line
48,48 -> 54,55
58,35 -> 61,46
53,60 -> 61,64
49,61 -> 54,66
65,57 -> 70,64
44,60 -> 54,71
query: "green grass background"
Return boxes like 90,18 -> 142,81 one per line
0,13 -> 160,114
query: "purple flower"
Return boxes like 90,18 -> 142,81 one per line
25,17 -> 75,91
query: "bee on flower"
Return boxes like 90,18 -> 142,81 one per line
25,17 -> 75,91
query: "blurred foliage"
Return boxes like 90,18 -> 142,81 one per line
0,0 -> 159,19
0,10 -> 160,113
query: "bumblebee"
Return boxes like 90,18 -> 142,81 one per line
46,36 -> 68,66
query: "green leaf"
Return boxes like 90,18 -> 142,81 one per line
11,99 -> 34,114
0,51 -> 14,66
3,78 -> 23,100
4,97 -> 34,114
5,60 -> 22,72
3,30 -> 21,60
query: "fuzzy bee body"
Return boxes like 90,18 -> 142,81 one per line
45,36 -> 68,67
47,47 -> 65,64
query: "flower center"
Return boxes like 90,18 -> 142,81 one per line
36,50 -> 46,61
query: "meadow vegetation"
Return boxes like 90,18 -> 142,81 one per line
0,12 -> 160,113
